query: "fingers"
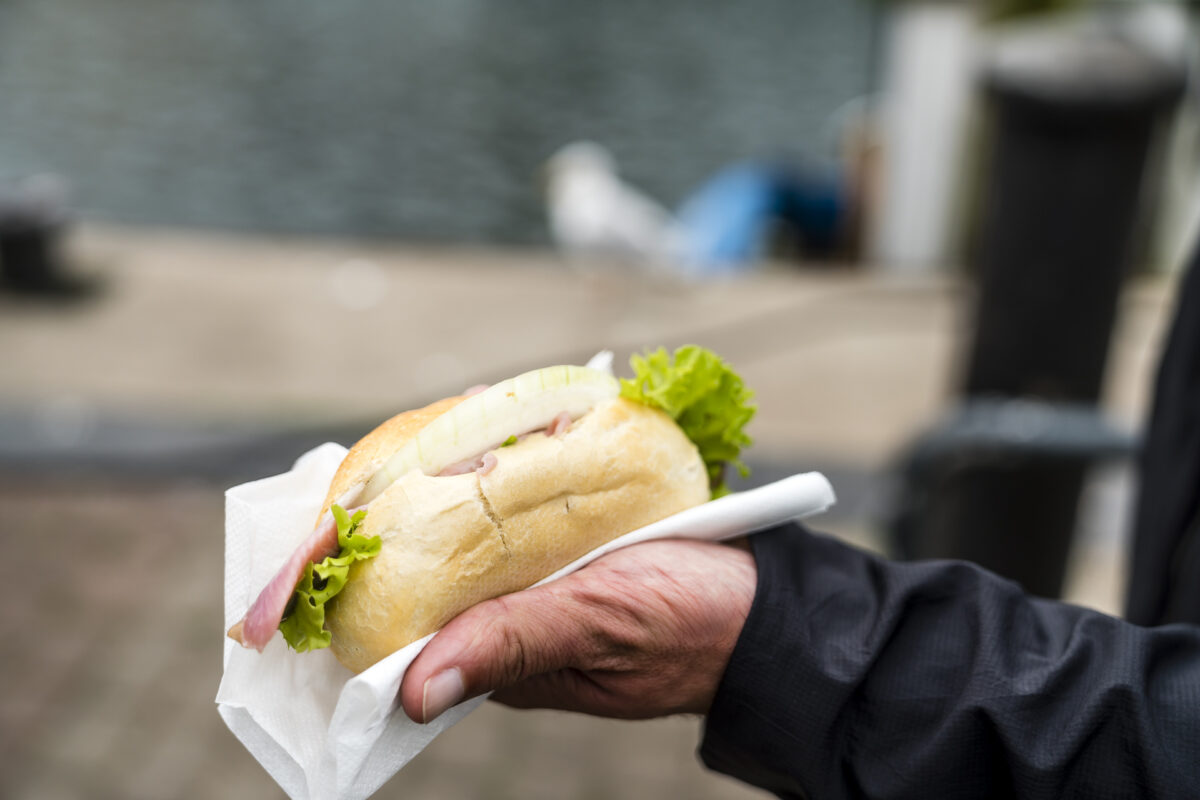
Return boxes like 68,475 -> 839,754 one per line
399,539 -> 758,724
399,582 -> 593,723
490,670 -> 613,714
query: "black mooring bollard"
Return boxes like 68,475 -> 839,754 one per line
0,175 -> 95,299
895,30 -> 1183,598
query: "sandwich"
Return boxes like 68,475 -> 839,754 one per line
227,345 -> 755,673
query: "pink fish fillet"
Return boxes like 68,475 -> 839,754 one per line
545,411 -> 573,437
229,512 -> 342,651
437,414 -> 573,477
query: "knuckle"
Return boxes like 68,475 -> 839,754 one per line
475,594 -> 532,687
499,619 -> 529,685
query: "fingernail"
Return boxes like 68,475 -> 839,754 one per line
422,667 -> 465,723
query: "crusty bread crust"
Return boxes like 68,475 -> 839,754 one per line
324,397 -> 708,673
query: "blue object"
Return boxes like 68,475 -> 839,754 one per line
675,161 -> 846,275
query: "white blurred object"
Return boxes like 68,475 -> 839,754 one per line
584,349 -> 615,375
543,142 -> 684,273
870,3 -> 977,273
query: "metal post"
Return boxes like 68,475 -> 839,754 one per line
895,28 -> 1183,597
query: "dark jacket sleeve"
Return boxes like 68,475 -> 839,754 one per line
1127,255 -> 1200,626
700,524 -> 1200,799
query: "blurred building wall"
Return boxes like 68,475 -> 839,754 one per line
0,0 -> 874,244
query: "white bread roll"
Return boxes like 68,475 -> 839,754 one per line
322,396 -> 708,673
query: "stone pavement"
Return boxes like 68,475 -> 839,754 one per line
0,224 -> 1180,799
4,224 -> 1175,464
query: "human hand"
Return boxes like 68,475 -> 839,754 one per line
399,539 -> 757,724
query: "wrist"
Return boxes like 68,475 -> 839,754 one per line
694,544 -> 757,714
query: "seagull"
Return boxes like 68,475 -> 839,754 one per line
542,142 -> 848,279
542,142 -> 684,275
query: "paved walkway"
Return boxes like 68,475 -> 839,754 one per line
3,224 -> 1173,465
0,224 -> 1181,799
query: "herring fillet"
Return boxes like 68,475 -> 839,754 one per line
236,513 -> 341,650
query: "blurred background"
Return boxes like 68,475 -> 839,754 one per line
2,0 -> 1198,797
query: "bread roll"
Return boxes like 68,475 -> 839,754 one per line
323,396 -> 708,673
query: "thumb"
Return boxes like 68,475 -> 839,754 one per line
399,583 -> 591,723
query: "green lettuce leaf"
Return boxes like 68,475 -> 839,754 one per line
619,345 -> 756,497
279,504 -> 380,652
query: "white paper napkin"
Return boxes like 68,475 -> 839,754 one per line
216,443 -> 836,800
